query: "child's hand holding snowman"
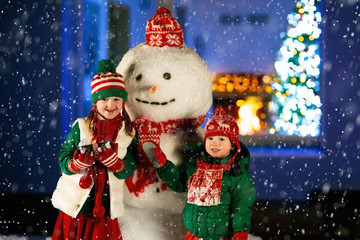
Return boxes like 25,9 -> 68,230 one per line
142,142 -> 167,168
96,142 -> 125,173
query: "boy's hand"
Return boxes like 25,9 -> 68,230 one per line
142,142 -> 167,168
69,148 -> 96,173
232,232 -> 248,240
96,142 -> 124,172
153,147 -> 167,168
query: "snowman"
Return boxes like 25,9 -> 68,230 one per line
116,7 -> 213,240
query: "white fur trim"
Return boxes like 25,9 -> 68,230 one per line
108,173 -> 125,218
77,118 -> 93,146
52,117 -> 134,219
115,124 -> 135,159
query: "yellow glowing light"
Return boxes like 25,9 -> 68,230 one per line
309,35 -> 314,41
291,77 -> 297,83
237,97 -> 262,135
268,101 -> 274,109
236,99 -> 245,107
218,85 -> 226,92
265,85 -> 273,93
212,83 -> 218,91
262,75 -> 272,84
274,77 -> 281,83
212,74 -> 274,93
299,8 -> 304,14
252,117 -> 261,131
298,36 -> 304,42
226,82 -> 234,92
219,77 -> 229,85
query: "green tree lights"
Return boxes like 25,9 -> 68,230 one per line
270,0 -> 322,136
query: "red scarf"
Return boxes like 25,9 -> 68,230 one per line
125,115 -> 206,197
79,112 -> 123,217
187,156 -> 234,206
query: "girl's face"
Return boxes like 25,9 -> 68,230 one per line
205,136 -> 232,158
95,97 -> 124,120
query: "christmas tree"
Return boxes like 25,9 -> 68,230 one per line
270,0 -> 322,137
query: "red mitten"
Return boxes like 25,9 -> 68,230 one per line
142,142 -> 167,168
135,118 -> 161,146
153,147 -> 167,168
69,148 -> 96,173
97,142 -> 124,173
232,232 -> 248,240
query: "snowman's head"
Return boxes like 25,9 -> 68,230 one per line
116,43 -> 213,122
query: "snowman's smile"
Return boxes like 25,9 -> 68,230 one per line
135,98 -> 175,105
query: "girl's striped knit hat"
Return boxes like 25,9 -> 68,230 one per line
91,59 -> 127,103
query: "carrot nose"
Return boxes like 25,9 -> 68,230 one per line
149,85 -> 157,94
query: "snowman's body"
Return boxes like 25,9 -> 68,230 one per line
116,42 -> 212,240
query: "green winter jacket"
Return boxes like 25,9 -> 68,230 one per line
156,142 -> 256,240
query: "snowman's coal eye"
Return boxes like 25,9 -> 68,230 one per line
163,72 -> 171,80
136,74 -> 142,81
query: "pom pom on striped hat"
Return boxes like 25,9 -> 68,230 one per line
91,59 -> 127,103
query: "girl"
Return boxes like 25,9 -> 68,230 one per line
51,59 -> 137,240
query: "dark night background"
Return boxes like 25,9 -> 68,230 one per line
1,0 -> 359,239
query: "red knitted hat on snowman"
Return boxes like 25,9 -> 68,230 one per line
204,108 -> 241,152
145,7 -> 184,47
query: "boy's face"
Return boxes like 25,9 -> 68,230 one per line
95,97 -> 124,120
205,136 -> 232,158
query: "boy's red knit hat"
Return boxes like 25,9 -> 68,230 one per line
204,108 -> 241,152
145,7 -> 184,47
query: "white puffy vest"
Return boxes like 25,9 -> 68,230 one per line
51,118 -> 134,219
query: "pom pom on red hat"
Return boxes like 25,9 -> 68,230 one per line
204,108 -> 241,152
145,7 -> 184,47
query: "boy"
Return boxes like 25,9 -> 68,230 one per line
142,108 -> 257,240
